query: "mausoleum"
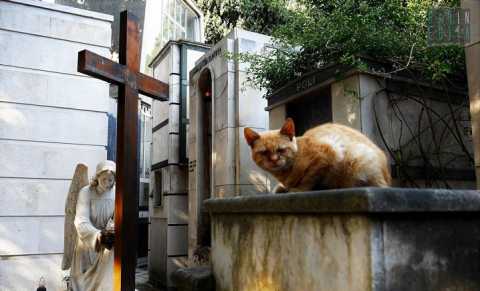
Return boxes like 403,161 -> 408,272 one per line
148,25 -> 273,288
267,57 -> 475,188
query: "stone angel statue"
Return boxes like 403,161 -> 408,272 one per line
62,161 -> 116,291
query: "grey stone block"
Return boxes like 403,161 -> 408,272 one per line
214,128 -> 235,186
171,266 -> 215,291
152,127 -> 169,164
0,0 -> 112,47
214,72 -> 235,100
0,140 -> 106,179
166,165 -> 187,194
167,225 -> 188,256
0,30 -> 110,76
0,216 -> 64,255
0,254 -> 65,291
169,104 -> 180,133
0,67 -> 109,112
0,178 -> 69,216
214,96 -> 235,131
167,195 -> 188,225
207,188 -> 480,291
0,103 -> 108,145
152,99 -> 169,128
237,72 -> 268,128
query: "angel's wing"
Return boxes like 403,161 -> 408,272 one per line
61,163 -> 89,270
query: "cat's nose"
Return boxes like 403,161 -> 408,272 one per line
270,154 -> 279,161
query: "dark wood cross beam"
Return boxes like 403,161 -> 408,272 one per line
77,11 -> 168,291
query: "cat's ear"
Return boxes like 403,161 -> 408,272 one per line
280,118 -> 295,140
244,127 -> 260,147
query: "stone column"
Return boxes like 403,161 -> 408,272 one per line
462,0 -> 480,188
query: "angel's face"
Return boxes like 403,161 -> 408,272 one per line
98,170 -> 115,191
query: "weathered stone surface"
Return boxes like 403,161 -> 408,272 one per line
212,214 -> 371,291
269,105 -> 286,130
172,266 -> 215,291
0,216 -> 64,255
214,95 -> 235,131
0,67 -> 109,112
0,30 -> 110,76
167,256 -> 190,287
0,254 -> 65,291
167,195 -> 189,224
383,216 -> 480,291
207,188 -> 480,291
331,74 -> 362,131
169,104 -> 180,133
167,225 -> 188,256
237,72 -> 268,129
238,126 -> 268,188
149,217 -> 167,285
0,0 -> 112,47
152,99 -> 169,128
205,187 -> 480,213
0,178 -> 69,216
0,1 -> 111,289
152,50 -> 171,84
152,126 -> 169,163
0,140 -> 106,179
214,127 -> 236,188
0,103 -> 107,145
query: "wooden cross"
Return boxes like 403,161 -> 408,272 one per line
77,11 -> 168,291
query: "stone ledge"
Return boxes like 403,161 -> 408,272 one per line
171,266 -> 214,291
204,187 -> 480,214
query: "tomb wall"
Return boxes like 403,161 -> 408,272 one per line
0,1 -> 112,290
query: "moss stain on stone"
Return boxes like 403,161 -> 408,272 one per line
212,213 -> 371,291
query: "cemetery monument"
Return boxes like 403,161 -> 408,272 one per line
63,161 -> 116,291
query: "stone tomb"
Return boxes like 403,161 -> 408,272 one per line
187,28 -> 272,259
205,188 -> 480,291
267,60 -> 475,188
149,29 -> 273,288
149,39 -> 210,289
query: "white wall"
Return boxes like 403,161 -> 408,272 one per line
0,0 -> 112,290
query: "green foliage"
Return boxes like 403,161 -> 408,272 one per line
224,0 -> 466,95
194,0 -> 290,44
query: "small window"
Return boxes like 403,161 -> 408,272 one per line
157,0 -> 201,48
286,86 -> 332,135
154,170 -> 163,207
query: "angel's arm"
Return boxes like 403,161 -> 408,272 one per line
74,187 -> 101,249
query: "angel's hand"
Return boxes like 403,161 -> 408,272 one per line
100,229 -> 115,250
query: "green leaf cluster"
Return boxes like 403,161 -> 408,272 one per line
197,0 -> 466,95
194,0 -> 290,44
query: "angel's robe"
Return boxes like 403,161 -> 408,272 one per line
70,185 -> 114,291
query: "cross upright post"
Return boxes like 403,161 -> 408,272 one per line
77,11 -> 168,291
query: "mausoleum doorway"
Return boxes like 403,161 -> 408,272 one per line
284,86 -> 332,135
197,68 -> 213,247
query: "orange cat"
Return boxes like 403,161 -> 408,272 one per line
244,118 -> 391,193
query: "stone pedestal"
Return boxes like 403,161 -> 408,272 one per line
205,188 -> 480,291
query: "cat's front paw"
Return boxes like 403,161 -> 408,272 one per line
273,184 -> 288,194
